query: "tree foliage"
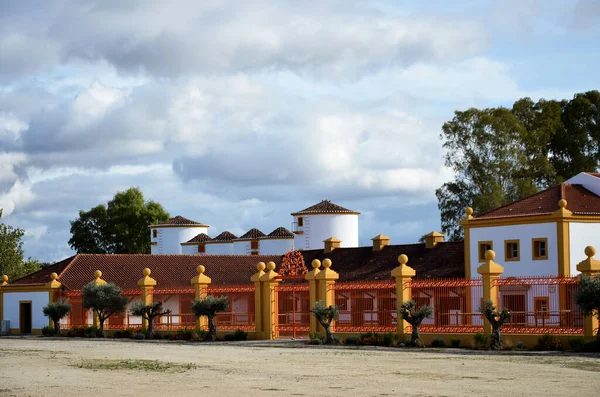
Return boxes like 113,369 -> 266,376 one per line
82,282 -> 128,336
0,209 -> 41,280
43,299 -> 72,335
129,301 -> 172,336
191,295 -> 229,341
575,274 -> 600,345
69,187 -> 169,254
437,91 -> 600,240
398,300 -> 433,346
309,300 -> 340,344
479,300 -> 511,350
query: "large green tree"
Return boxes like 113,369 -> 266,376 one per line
437,91 -> 600,240
0,209 -> 41,280
69,187 -> 169,254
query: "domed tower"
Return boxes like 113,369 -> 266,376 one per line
233,228 -> 266,255
180,233 -> 211,254
204,231 -> 237,254
291,200 -> 359,250
260,227 -> 295,255
149,216 -> 209,254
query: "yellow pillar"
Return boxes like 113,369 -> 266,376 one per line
46,273 -> 62,329
137,268 -> 157,330
91,270 -> 107,327
315,258 -> 339,332
576,246 -> 600,341
190,265 -> 211,330
0,275 -> 7,326
305,259 -> 321,333
391,254 -> 416,338
259,261 -> 280,340
477,250 -> 504,338
251,262 -> 266,334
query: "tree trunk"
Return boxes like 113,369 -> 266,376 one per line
147,316 -> 154,336
491,327 -> 502,350
410,324 -> 420,346
98,317 -> 105,337
323,323 -> 333,344
206,316 -> 216,341
53,318 -> 61,335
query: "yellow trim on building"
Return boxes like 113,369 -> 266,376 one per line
531,238 -> 549,260
504,239 -> 520,262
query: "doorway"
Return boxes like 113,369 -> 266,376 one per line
19,301 -> 32,334
503,294 -> 526,325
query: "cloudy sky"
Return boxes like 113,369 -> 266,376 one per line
1,0 -> 599,263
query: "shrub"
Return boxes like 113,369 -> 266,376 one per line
311,338 -> 322,345
515,341 -> 526,350
450,338 -> 461,348
134,332 -> 146,340
233,329 -> 248,341
398,300 -> 433,347
382,332 -> 397,346
583,341 -> 599,352
224,333 -> 236,342
331,336 -> 341,345
152,332 -> 163,340
42,326 -> 56,337
575,274 -> 600,346
473,333 -> 489,349
309,332 -> 324,344
42,300 -> 72,335
176,328 -> 194,341
191,295 -> 229,341
164,332 -> 173,340
194,329 -> 208,340
310,301 -> 340,344
431,337 -> 446,348
345,336 -> 359,345
536,334 -> 562,351
113,330 -> 123,338
568,337 -> 585,351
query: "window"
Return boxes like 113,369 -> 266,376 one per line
532,238 -> 548,260
478,241 -> 493,262
152,229 -> 158,238
251,240 -> 259,250
297,217 -> 304,227
534,297 -> 549,319
197,244 -> 205,253
504,240 -> 520,261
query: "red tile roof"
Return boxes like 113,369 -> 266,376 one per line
150,215 -> 209,228
11,254 -> 282,290
236,228 -> 266,241
263,227 -> 294,239
292,200 -> 360,215
207,231 -> 237,243
474,184 -> 600,219
181,233 -> 211,245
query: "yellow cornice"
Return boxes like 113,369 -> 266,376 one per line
0,285 -> 53,293
463,213 -> 600,228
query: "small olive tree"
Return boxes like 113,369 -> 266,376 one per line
82,282 -> 128,336
42,299 -> 72,335
399,300 -> 433,346
191,295 -> 228,341
479,300 -> 511,350
575,274 -> 600,345
129,301 -> 172,336
310,300 -> 340,344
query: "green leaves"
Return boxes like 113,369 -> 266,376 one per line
82,282 -> 128,332
575,275 -> 600,320
191,295 -> 229,319
68,187 -> 170,254
437,91 -> 600,240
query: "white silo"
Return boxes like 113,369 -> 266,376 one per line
233,228 -> 266,255
291,200 -> 359,250
180,233 -> 211,254
260,227 -> 295,255
149,216 -> 209,254
204,231 -> 237,254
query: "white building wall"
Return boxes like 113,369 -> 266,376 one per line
181,245 -> 200,255
569,222 -> 600,275
260,239 -> 294,255
469,223 -> 558,277
3,291 -> 49,330
233,241 -> 252,255
151,226 -> 208,255
292,214 -> 359,250
205,242 -> 234,255
161,296 -> 180,324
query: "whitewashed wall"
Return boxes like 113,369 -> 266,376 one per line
233,241 -> 252,255
292,214 -> 359,250
569,222 -> 600,275
469,223 -> 558,277
161,296 -> 180,324
260,239 -> 294,255
3,291 -> 49,330
205,242 -> 234,254
151,226 -> 208,254
181,244 -> 200,255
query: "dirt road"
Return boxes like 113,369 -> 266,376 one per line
0,337 -> 598,397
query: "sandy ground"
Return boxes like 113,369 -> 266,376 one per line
0,337 -> 599,397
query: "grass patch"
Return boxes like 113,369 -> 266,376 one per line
73,359 -> 197,373
563,361 -> 600,372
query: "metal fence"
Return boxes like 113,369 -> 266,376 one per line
276,282 -> 310,337
332,281 -> 397,332
496,276 -> 584,334
410,278 -> 484,334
